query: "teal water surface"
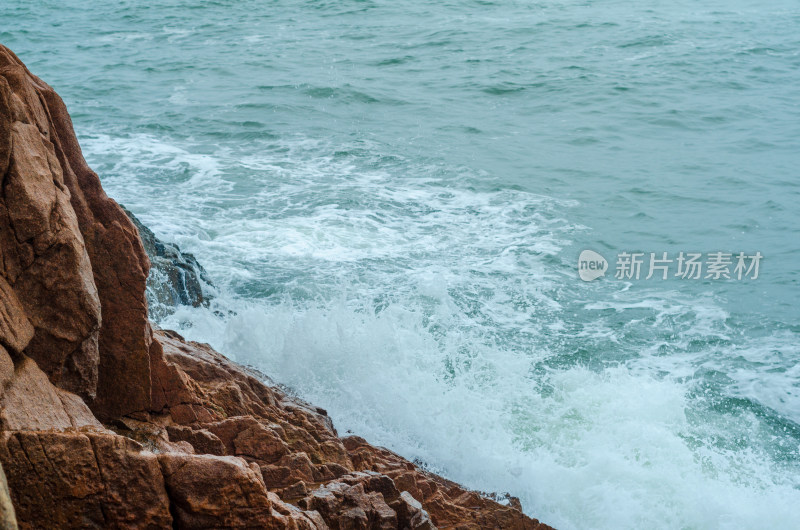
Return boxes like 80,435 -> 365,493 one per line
3,1 -> 800,528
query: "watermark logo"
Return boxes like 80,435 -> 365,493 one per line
578,250 -> 608,282
578,250 -> 762,281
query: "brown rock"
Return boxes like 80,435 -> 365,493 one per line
280,480 -> 309,500
5,122 -> 58,241
0,91 -> 101,400
261,464 -> 294,489
167,425 -> 226,456
205,416 -> 289,464
300,479 -> 398,530
204,416 -> 261,454
56,389 -> 106,431
85,433 -> 173,527
299,471 -> 435,529
0,431 -> 172,529
267,491 -> 329,529
0,277 -> 33,355
392,491 -> 434,530
148,333 -> 196,413
235,422 -> 290,463
40,80 -> 152,420
159,452 -> 275,528
0,354 -> 102,432
0,44 -> 152,418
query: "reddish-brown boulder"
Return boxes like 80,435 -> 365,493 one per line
297,471 -> 438,530
159,452 -> 300,528
0,353 -> 103,432
166,425 -> 226,456
0,432 -> 172,529
300,480 -> 398,530
0,62 -> 101,401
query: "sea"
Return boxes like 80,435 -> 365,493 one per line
3,1 -> 800,528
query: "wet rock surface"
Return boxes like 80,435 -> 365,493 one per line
121,206 -> 212,319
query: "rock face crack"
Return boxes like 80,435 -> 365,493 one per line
82,435 -> 110,526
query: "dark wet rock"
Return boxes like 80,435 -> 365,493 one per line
121,206 -> 213,319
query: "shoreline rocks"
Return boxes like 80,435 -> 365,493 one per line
0,43 -> 553,529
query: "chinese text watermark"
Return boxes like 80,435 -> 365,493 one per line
578,250 -> 762,282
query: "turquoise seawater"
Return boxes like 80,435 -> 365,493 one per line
3,1 -> 800,528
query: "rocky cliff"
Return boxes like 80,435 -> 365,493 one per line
0,44 -> 552,530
